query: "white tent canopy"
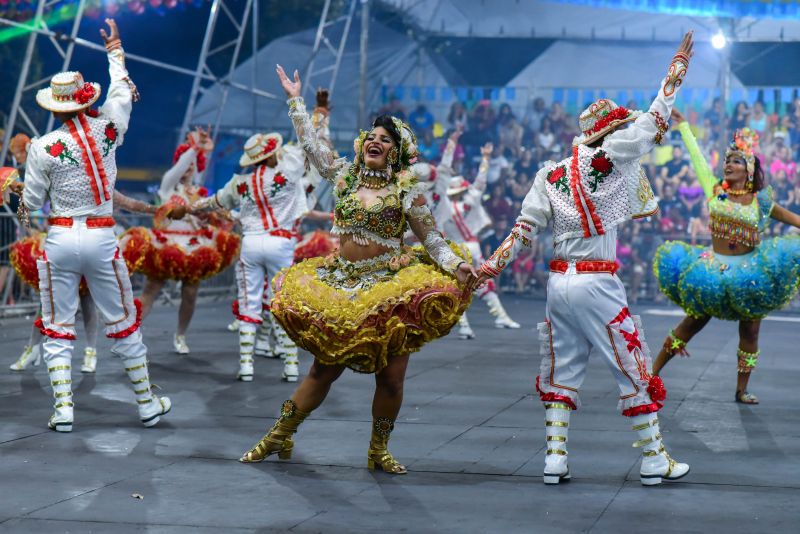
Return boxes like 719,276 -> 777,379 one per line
380,0 -> 800,42
512,41 -> 744,100
193,19 -> 448,139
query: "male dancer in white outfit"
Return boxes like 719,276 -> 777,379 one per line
429,136 -> 520,337
21,19 -> 171,431
476,32 -> 695,486
194,133 -> 307,382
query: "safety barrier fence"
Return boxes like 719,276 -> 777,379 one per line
0,211 -> 235,319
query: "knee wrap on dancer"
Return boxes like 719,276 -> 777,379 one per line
663,329 -> 690,357
737,348 -> 760,373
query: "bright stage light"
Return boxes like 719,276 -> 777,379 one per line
711,31 -> 727,49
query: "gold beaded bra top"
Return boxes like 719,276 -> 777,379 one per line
707,186 -> 773,248
333,171 -> 407,248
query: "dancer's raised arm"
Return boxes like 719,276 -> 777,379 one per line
602,31 -> 693,161
277,65 -> 347,182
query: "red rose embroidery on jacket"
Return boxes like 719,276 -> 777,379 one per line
546,164 -> 569,194
102,122 -> 118,157
587,150 -> 613,193
270,172 -> 288,197
45,139 -> 79,165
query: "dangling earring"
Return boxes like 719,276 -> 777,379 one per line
746,176 -> 753,192
387,146 -> 399,166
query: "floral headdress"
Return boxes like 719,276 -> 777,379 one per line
726,128 -> 759,176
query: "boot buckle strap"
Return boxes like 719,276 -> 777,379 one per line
546,421 -> 568,427
632,433 -> 662,448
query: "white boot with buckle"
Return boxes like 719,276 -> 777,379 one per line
483,292 -> 521,329
255,315 -> 276,358
81,347 -> 97,373
457,314 -> 475,340
124,355 -> 171,427
631,413 -> 690,486
46,354 -> 74,432
237,322 -> 256,381
10,344 -> 42,371
543,401 -> 571,484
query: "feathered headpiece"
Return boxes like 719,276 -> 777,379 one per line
726,128 -> 759,176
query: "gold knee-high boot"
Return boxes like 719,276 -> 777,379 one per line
367,417 -> 407,474
240,400 -> 309,463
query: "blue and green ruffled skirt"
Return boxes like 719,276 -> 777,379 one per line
653,236 -> 800,321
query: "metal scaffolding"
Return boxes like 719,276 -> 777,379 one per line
301,0 -> 359,102
0,0 -> 356,164
0,0 -> 276,164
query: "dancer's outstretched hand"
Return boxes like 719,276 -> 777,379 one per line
455,261 -> 478,286
469,271 -> 492,293
276,65 -> 302,99
100,18 -> 121,46
676,30 -> 694,61
671,108 -> 687,125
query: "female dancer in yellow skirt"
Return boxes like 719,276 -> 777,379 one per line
239,66 -> 476,473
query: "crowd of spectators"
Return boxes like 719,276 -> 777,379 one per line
376,95 -> 800,304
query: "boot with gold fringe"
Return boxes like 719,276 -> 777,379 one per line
367,417 -> 407,474
240,399 -> 309,463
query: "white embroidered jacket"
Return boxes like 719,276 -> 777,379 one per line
482,54 -> 685,276
433,149 -> 493,243
198,146 -> 308,235
23,49 -> 133,217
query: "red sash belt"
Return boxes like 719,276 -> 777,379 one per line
549,259 -> 618,275
269,228 -> 299,240
49,216 -> 115,228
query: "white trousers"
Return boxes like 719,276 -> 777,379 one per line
37,222 -> 141,345
234,233 -> 295,323
536,266 -> 657,414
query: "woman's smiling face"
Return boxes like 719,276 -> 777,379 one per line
363,126 -> 395,169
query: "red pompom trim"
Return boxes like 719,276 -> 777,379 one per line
535,375 -> 577,410
34,317 -> 76,340
107,298 -> 142,338
622,402 -> 663,417
646,375 -> 667,402
232,301 -> 262,324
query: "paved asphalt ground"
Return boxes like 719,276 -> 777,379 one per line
1,294 -> 799,533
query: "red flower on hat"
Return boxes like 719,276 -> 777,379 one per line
189,237 -> 199,246
74,83 -> 96,105
262,138 -> 278,154
197,186 -> 209,198
587,107 -> 631,135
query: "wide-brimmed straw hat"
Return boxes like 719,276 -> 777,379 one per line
239,132 -> 283,167
35,71 -> 101,113
573,98 -> 641,146
446,175 -> 470,196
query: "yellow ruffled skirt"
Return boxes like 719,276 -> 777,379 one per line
271,245 -> 472,373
